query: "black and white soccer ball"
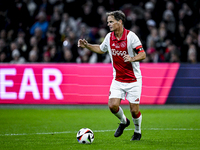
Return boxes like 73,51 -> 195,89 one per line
76,128 -> 94,144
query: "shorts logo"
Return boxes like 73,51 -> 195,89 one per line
109,91 -> 111,96
135,98 -> 139,102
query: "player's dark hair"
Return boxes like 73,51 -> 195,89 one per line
106,10 -> 126,25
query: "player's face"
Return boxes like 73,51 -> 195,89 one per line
107,16 -> 121,32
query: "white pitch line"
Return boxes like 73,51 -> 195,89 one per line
0,128 -> 199,136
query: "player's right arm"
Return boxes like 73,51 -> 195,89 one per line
78,39 -> 105,54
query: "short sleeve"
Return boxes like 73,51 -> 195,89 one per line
130,32 -> 144,54
100,33 -> 111,52
131,32 -> 142,49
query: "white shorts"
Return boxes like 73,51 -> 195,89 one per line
109,78 -> 142,104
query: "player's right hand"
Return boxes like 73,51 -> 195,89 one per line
78,39 -> 88,48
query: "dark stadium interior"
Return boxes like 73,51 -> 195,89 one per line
0,0 -> 200,64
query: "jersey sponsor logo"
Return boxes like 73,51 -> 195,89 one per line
111,49 -> 127,56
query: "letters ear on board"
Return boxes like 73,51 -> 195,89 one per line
0,63 -> 180,104
0,67 -> 63,101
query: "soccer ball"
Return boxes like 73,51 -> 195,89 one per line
76,128 -> 94,144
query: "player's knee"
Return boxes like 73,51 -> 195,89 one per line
108,99 -> 119,113
130,105 -> 139,117
108,103 -> 118,112
130,109 -> 140,118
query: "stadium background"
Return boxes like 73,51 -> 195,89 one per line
0,0 -> 200,104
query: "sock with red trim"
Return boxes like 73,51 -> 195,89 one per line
132,111 -> 142,134
111,106 -> 127,124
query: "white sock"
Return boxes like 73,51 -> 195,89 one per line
132,114 -> 142,134
113,106 -> 127,124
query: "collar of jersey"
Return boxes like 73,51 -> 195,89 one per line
111,28 -> 128,41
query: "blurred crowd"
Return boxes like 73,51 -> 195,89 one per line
0,0 -> 200,64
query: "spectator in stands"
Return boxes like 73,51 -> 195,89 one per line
59,13 -> 77,35
24,0 -> 37,18
16,36 -> 28,61
46,30 -> 56,48
63,49 -> 73,63
146,28 -> 159,49
198,27 -> 200,62
180,34 -> 193,62
0,39 -> 8,58
29,36 -> 38,49
10,49 -> 26,64
30,11 -> 49,39
9,42 -> 17,52
96,5 -> 107,28
42,51 -> 51,63
32,27 -> 47,59
0,30 -> 7,42
65,32 -> 79,62
0,1 -> 199,64
76,47 -> 92,63
189,27 -> 199,46
28,49 -> 38,63
146,40 -> 158,63
49,45 -> 62,62
99,11 -> 108,29
6,0 -> 30,35
188,44 -> 197,63
80,1 -> 100,27
87,28 -> 111,63
146,19 -> 156,36
6,30 -> 15,45
165,43 -> 180,62
175,23 -> 187,47
61,36 -> 77,63
179,3 -> 194,32
76,23 -> 90,41
163,9 -> 176,36
49,5 -> 62,40
155,23 -> 167,54
38,0 -> 53,20
0,51 -> 8,62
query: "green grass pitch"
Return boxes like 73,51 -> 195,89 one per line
0,105 -> 200,150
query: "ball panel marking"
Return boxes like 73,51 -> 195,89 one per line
76,128 -> 94,144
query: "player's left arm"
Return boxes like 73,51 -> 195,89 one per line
123,45 -> 146,62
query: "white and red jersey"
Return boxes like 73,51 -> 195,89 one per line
100,28 -> 144,83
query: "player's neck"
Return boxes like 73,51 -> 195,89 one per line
114,27 -> 124,40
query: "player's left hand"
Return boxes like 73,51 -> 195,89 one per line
123,55 -> 135,62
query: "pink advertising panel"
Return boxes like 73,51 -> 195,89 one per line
141,63 -> 180,104
0,63 -> 179,105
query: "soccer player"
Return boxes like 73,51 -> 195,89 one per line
78,10 -> 146,141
